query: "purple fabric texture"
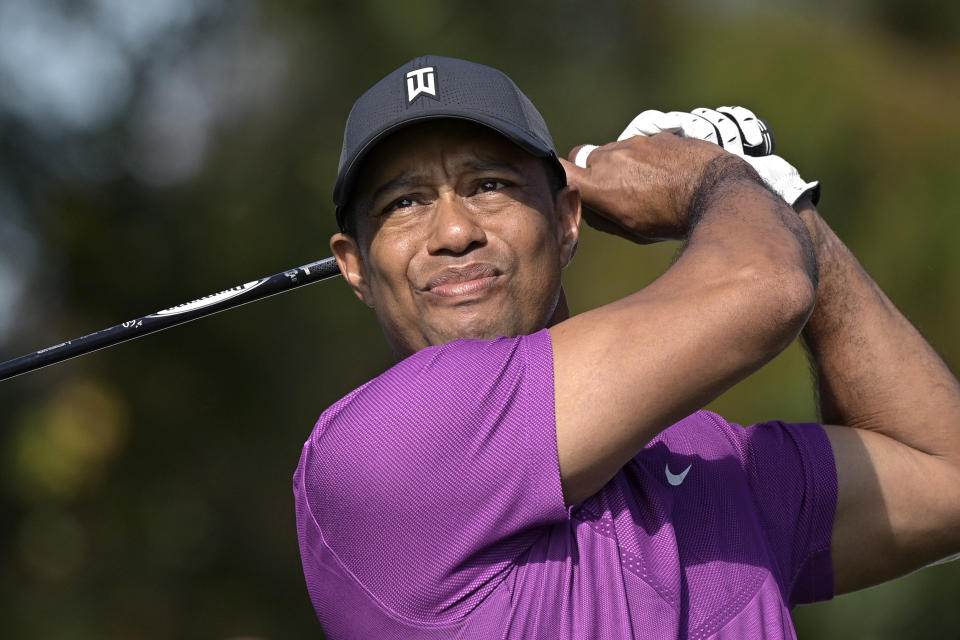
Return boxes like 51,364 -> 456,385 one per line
294,329 -> 837,639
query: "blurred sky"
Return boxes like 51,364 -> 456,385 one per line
0,0 -> 287,336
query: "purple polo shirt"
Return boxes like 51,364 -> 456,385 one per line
294,329 -> 837,639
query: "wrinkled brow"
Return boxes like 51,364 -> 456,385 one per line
369,158 -> 524,205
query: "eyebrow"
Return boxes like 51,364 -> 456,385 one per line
367,158 -> 524,205
369,174 -> 426,206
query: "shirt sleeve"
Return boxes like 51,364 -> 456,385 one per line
739,420 -> 838,607
294,329 -> 568,623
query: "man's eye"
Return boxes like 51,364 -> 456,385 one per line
384,197 -> 415,213
477,179 -> 507,193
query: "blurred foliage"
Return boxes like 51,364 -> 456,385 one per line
0,0 -> 958,638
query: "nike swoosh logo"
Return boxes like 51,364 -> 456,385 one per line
665,463 -> 692,486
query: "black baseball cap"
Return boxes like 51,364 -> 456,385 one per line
333,55 -> 566,232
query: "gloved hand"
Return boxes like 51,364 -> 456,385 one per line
575,106 -> 819,206
561,129 -> 734,244
691,106 -> 819,206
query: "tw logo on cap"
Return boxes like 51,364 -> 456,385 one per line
405,66 -> 438,104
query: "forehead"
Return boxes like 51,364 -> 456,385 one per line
354,120 -> 540,193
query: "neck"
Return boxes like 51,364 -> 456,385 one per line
388,287 -> 572,360
547,287 -> 570,327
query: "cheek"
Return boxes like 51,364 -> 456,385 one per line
367,233 -> 419,304
515,208 -> 558,265
503,211 -> 562,294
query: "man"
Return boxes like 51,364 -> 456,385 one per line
293,55 -> 960,638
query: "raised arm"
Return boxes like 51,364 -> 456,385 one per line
797,196 -> 960,594
551,134 -> 818,505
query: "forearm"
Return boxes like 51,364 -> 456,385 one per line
799,200 -> 960,460
553,160 -> 817,505
612,167 -> 818,416
684,157 -> 818,296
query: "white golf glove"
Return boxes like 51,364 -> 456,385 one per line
575,106 -> 819,206
691,106 -> 819,206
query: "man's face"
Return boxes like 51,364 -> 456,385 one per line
330,120 -> 581,358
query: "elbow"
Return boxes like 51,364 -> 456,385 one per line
749,214 -> 819,340
775,266 -> 817,332
742,260 -> 816,353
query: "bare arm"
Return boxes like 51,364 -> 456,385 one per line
796,196 -> 960,594
551,135 -> 817,505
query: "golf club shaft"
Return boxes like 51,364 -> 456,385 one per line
0,257 -> 341,381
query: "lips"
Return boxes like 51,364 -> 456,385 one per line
424,263 -> 502,298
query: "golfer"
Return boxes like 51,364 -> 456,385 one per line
293,55 -> 960,638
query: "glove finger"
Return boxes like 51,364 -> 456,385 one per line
664,111 -> 720,145
716,106 -> 764,149
692,107 -> 744,155
617,110 -> 683,140
717,106 -> 774,156
573,144 -> 599,168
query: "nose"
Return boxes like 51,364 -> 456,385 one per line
425,192 -> 487,255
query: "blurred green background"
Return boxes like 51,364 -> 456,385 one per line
1,0 -> 958,638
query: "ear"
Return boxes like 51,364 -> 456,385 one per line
554,184 -> 582,268
330,232 -> 375,307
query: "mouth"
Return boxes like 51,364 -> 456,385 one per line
423,263 -> 502,300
